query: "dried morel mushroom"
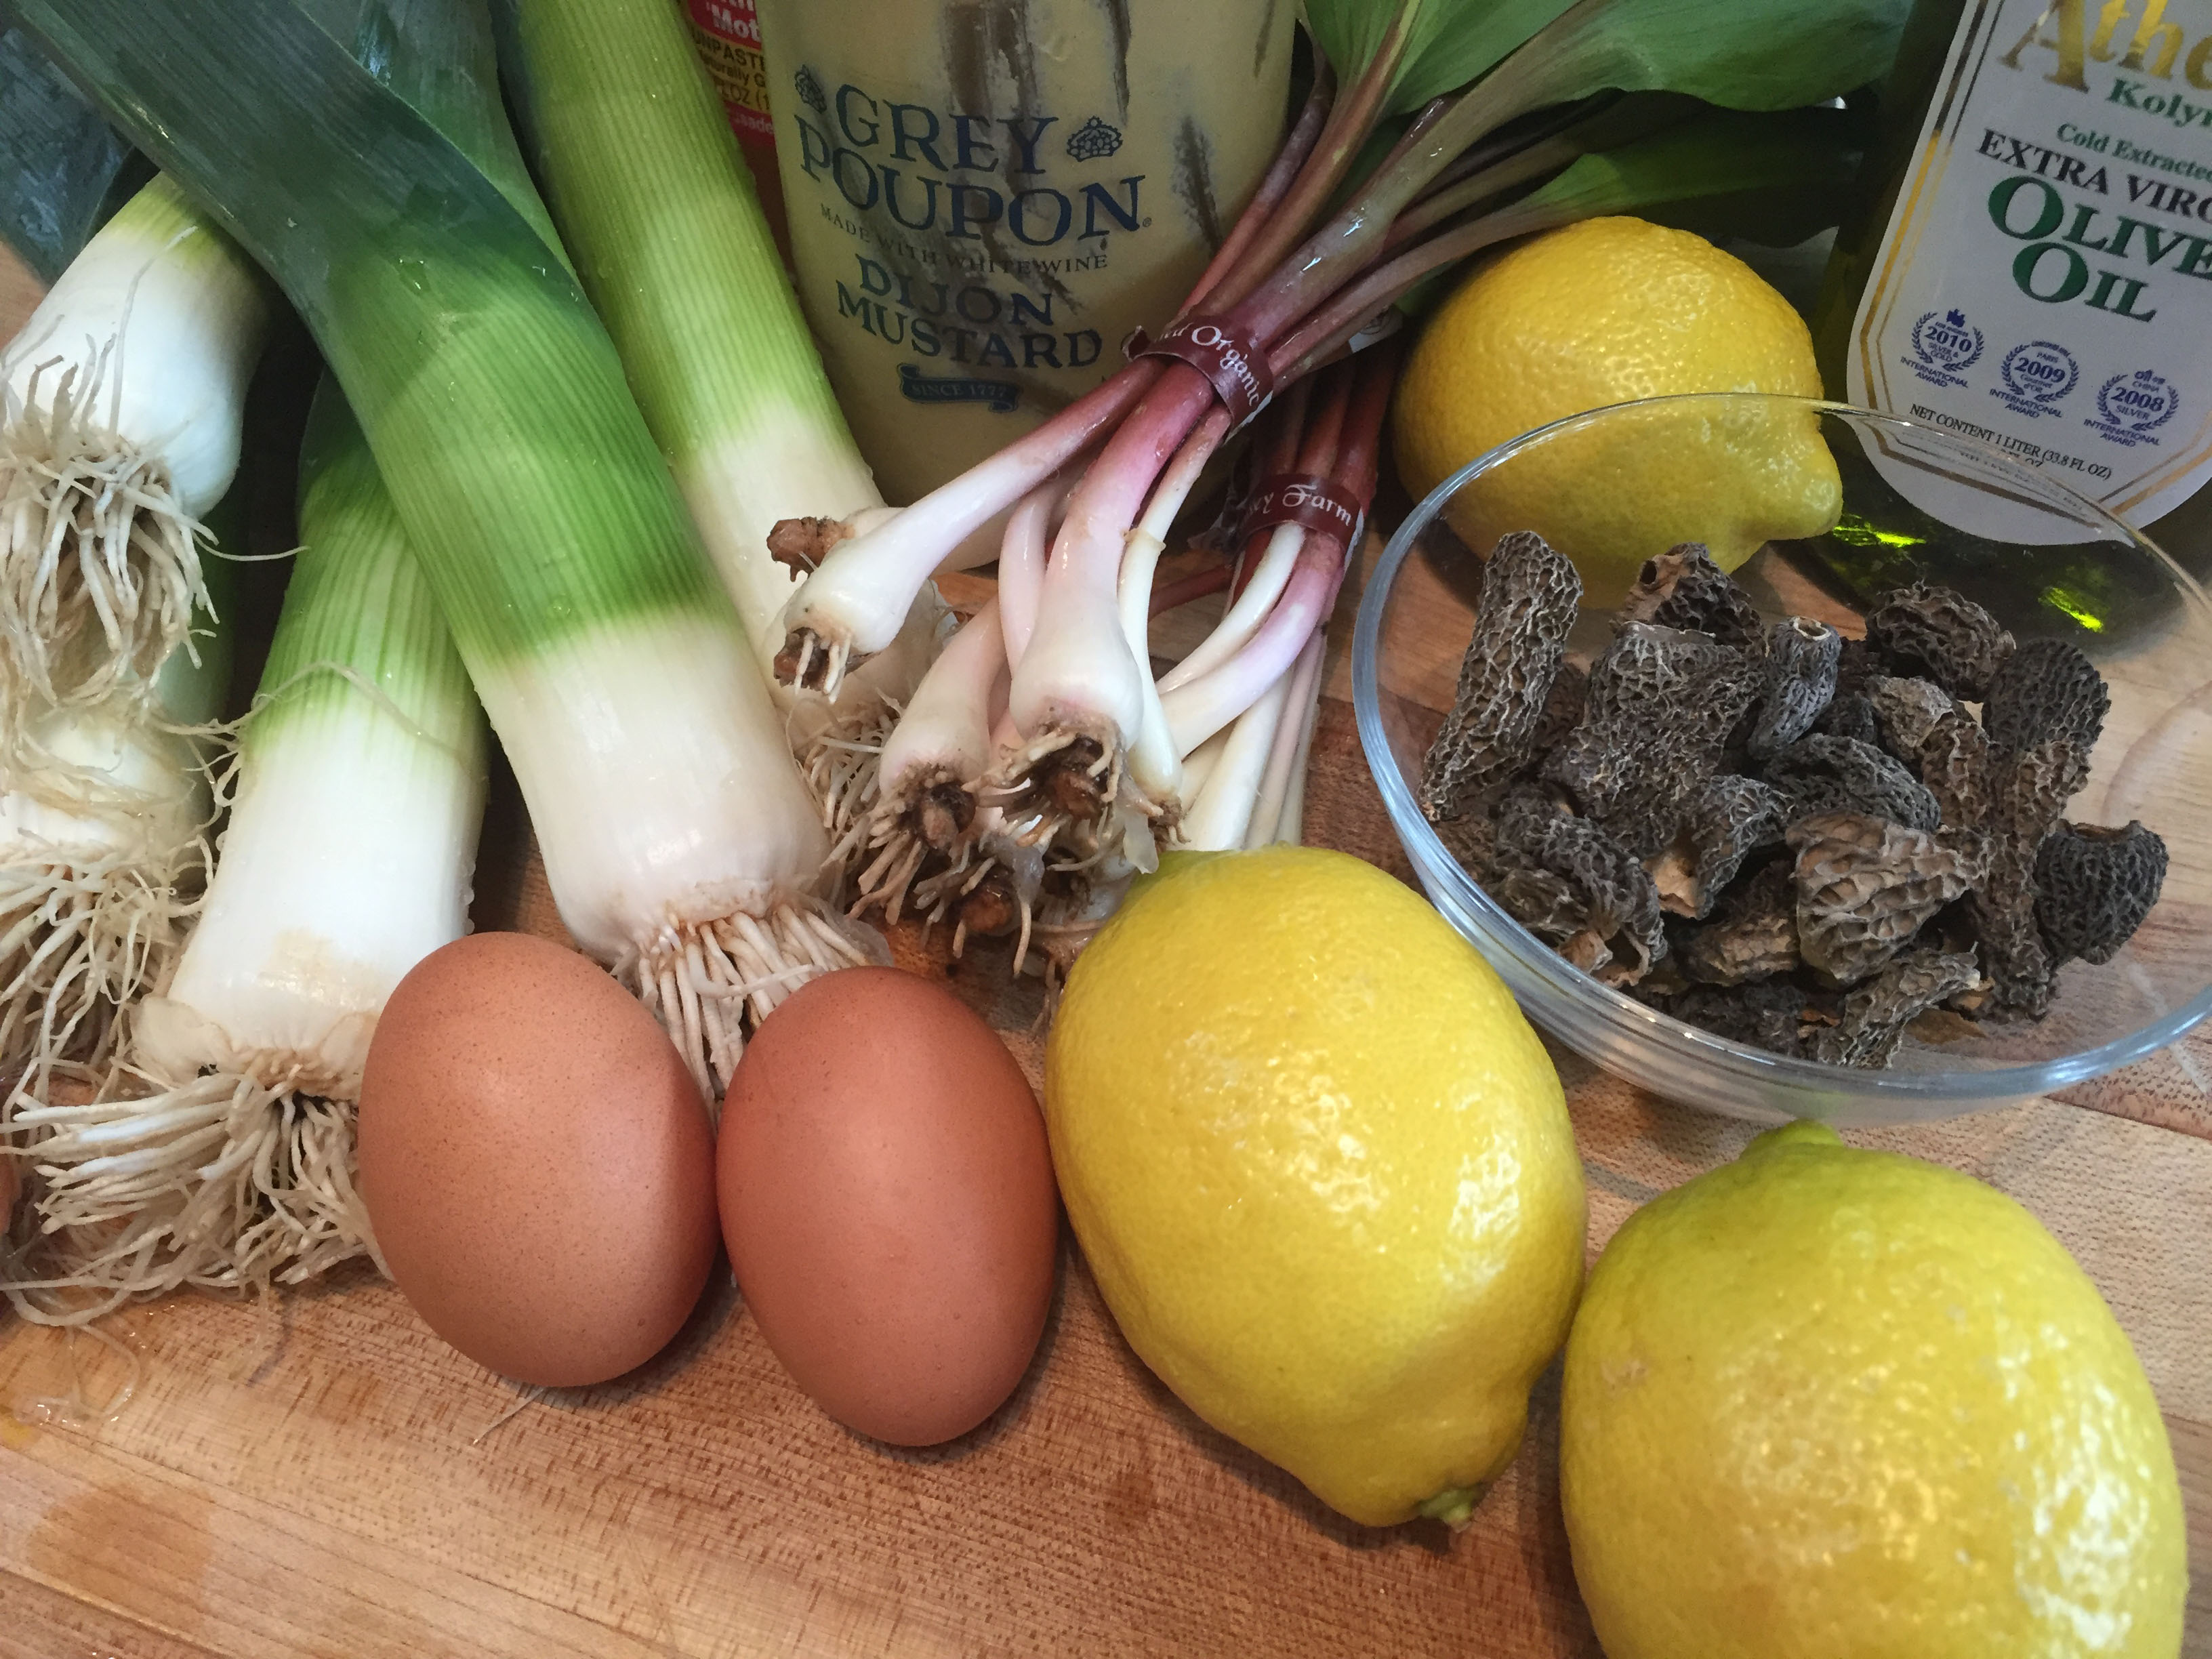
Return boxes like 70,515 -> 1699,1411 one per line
1544,623 -> 1762,839
1982,638 -> 2110,757
1420,562 -> 2162,1071
1620,543 -> 1767,653
1649,774 -> 1790,918
1864,583 -> 2015,699
1913,710 -> 1991,829
1677,881 -> 1800,985
1809,947 -> 1983,1068
1527,659 -> 1589,756
1790,811 -> 1987,985
1969,739 -> 2087,1018
1765,734 -> 1942,833
1491,863 -> 1591,948
1748,618 -> 1841,759
1494,790 -> 1667,983
1434,811 -> 1498,877
1866,675 -> 1954,761
1420,531 -> 1582,820
1833,636 -> 1880,699
1656,978 -> 1816,1059
2034,821 -> 2168,966
1812,691 -> 1883,749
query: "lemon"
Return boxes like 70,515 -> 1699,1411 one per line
1046,846 -> 1585,1527
1562,1120 -> 2187,1659
1394,216 -> 1841,605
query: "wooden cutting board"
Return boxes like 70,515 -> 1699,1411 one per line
0,247 -> 2205,1658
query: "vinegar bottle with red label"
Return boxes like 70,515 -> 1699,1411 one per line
684,0 -> 792,266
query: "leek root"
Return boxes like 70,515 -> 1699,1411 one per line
4,385 -> 482,1313
0,173 -> 266,716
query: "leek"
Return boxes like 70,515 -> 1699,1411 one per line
491,0 -> 881,667
6,383 -> 485,1313
16,0 -> 882,1098
0,173 -> 268,715
0,541 -> 229,1100
0,14 -> 142,285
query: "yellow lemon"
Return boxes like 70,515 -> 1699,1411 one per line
1394,216 -> 1841,605
1046,846 -> 1585,1527
1562,1120 -> 2187,1659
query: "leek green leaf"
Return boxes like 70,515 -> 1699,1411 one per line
12,0 -> 725,663
288,0 -> 567,262
0,11 -> 144,280
271,377 -> 483,762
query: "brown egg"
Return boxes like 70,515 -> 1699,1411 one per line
718,966 -> 1057,1446
359,931 -> 718,1387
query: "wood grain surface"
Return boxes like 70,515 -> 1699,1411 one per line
0,258 -> 2204,1659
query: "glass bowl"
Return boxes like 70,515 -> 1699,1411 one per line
1353,392 -> 2212,1124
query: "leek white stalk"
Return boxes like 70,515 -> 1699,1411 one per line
0,173 -> 266,714
0,609 -> 227,1101
20,0 -> 893,1100
494,0 -> 939,716
6,387 -> 485,1313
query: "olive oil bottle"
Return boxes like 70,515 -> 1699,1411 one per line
1811,0 -> 2212,593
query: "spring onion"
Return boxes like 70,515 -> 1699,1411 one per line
756,0 -> 1884,946
6,384 -> 486,1313
17,0 -> 884,1098
777,20 -> 1864,909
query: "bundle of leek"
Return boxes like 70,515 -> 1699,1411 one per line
1,172 -> 267,716
14,0 -> 882,1099
5,384 -> 486,1318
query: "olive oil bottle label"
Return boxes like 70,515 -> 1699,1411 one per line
1847,0 -> 2212,535
755,0 -> 1293,506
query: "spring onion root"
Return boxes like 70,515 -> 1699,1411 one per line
840,599 -> 1006,923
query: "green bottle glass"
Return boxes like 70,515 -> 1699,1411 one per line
1807,0 -> 2212,631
